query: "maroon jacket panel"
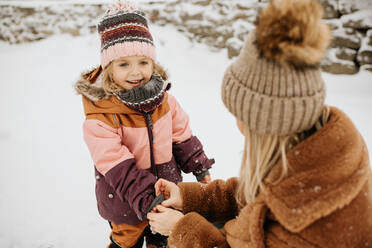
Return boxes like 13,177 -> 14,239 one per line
173,136 -> 214,176
95,156 -> 183,224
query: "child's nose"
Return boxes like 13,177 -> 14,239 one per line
130,64 -> 140,75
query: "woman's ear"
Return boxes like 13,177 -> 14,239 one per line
236,118 -> 245,135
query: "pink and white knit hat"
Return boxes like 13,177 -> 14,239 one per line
98,1 -> 156,68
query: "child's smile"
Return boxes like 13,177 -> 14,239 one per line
126,78 -> 145,86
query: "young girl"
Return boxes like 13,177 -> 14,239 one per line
75,1 -> 213,247
147,0 -> 372,247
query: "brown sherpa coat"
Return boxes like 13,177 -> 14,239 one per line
168,107 -> 372,248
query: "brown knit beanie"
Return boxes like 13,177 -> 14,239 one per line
221,0 -> 331,136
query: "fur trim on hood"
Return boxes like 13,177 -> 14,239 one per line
74,65 -> 170,102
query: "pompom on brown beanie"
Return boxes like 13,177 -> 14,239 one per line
221,0 -> 331,136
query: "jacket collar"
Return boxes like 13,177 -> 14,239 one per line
74,65 -> 170,103
262,107 -> 370,232
75,66 -> 108,102
75,66 -> 170,115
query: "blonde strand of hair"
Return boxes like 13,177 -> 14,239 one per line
236,106 -> 330,207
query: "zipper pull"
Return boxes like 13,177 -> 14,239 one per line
146,113 -> 153,130
146,113 -> 154,143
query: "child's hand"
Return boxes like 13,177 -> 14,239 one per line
154,179 -> 183,210
199,174 -> 212,184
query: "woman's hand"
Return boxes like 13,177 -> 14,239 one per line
154,179 -> 183,210
147,205 -> 184,236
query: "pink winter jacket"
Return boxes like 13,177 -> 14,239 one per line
75,67 -> 214,224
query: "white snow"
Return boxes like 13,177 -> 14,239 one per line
360,30 -> 372,52
313,186 -> 322,193
332,27 -> 361,47
341,9 -> 372,29
226,36 -> 244,51
323,47 -> 356,66
0,0 -> 146,6
338,0 -> 372,14
0,24 -> 371,248
324,0 -> 338,10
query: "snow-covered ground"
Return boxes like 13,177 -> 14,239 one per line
0,24 -> 371,248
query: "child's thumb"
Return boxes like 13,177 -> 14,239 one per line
161,199 -> 174,207
156,205 -> 167,212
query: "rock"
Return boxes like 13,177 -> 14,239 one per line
180,11 -> 203,22
357,49 -> 372,66
335,47 -> 357,61
366,29 -> 372,46
192,0 -> 211,6
325,19 -> 342,30
148,9 -> 160,22
321,48 -> 358,74
357,31 -> 372,66
360,64 -> 372,72
226,37 -> 243,59
231,12 -> 252,21
17,7 -> 36,17
214,36 -> 227,49
338,0 -> 372,15
59,26 -> 80,37
318,0 -> 339,19
204,10 -> 223,23
332,27 -> 361,49
342,10 -> 372,30
321,61 -> 358,74
0,1 -> 370,75
236,3 -> 251,10
185,21 -> 214,38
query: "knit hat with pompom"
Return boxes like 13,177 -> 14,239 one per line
98,0 -> 156,68
221,0 -> 331,136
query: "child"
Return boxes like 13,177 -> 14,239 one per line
147,0 -> 372,247
75,1 -> 214,247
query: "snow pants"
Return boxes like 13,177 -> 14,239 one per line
107,221 -> 168,248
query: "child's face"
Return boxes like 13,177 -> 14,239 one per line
112,56 -> 153,90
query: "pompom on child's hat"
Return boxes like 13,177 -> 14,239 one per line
222,0 -> 331,136
98,0 -> 156,68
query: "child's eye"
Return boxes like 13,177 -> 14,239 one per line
120,63 -> 128,67
140,61 -> 148,65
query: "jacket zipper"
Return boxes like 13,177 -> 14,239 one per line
143,112 -> 157,179
114,112 -> 158,179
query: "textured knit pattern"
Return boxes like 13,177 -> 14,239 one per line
98,1 -> 156,67
221,31 -> 326,136
115,76 -> 166,113
221,0 -> 331,136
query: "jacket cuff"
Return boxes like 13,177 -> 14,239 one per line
192,158 -> 214,176
135,189 -> 155,221
178,181 -> 206,214
168,212 -> 227,248
104,159 -> 157,221
145,194 -> 165,215
178,178 -> 240,223
194,169 -> 210,182
173,136 -> 214,174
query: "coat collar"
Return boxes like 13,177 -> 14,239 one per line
262,107 -> 370,232
75,66 -> 170,115
75,66 -> 107,102
74,65 -> 170,103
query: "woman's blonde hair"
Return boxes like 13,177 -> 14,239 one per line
236,106 -> 331,207
102,61 -> 168,95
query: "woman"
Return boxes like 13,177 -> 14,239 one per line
147,0 -> 372,247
